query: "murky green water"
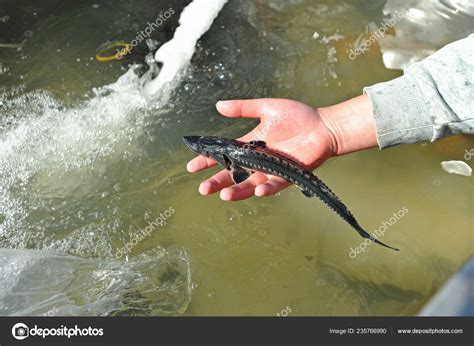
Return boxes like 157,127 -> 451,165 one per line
0,0 -> 472,316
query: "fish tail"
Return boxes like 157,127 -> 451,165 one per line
357,226 -> 399,251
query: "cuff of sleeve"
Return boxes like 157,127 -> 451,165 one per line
363,73 -> 434,149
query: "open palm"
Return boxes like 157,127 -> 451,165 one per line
186,98 -> 337,201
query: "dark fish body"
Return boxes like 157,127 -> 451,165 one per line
183,136 -> 399,251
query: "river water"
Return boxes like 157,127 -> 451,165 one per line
0,0 -> 472,316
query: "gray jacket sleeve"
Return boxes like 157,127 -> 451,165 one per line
364,35 -> 474,149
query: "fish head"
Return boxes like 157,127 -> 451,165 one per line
182,136 -> 242,159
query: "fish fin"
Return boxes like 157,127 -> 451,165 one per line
249,140 -> 266,148
222,155 -> 252,183
231,164 -> 252,184
301,189 -> 313,197
357,226 -> 399,251
223,155 -> 232,170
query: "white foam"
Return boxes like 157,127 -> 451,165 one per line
143,0 -> 228,96
0,67 -> 149,252
0,1 -> 229,252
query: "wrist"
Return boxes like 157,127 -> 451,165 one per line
318,94 -> 378,155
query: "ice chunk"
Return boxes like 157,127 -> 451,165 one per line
144,0 -> 228,96
0,248 -> 192,316
440,160 -> 472,177
380,0 -> 474,70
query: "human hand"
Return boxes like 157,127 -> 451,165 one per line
186,98 -> 342,201
187,95 -> 378,201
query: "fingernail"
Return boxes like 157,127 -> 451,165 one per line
199,181 -> 212,195
186,162 -> 194,172
216,100 -> 231,111
255,187 -> 264,197
220,188 -> 231,201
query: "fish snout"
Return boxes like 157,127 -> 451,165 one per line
183,136 -> 201,153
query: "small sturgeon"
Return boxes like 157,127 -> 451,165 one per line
183,136 -> 399,251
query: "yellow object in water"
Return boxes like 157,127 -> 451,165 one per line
95,41 -> 132,62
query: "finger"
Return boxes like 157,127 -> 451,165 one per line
199,170 -> 234,195
186,155 -> 217,173
216,99 -> 273,119
255,177 -> 291,197
220,173 -> 268,201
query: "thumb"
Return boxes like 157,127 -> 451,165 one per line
216,99 -> 272,119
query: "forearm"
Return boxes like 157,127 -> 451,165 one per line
319,94 -> 378,156
321,35 -> 473,154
